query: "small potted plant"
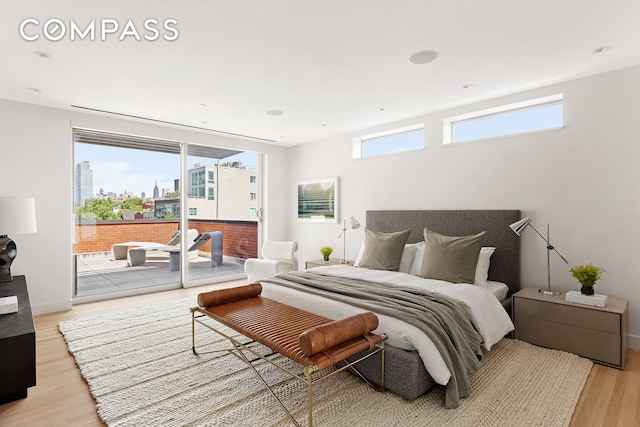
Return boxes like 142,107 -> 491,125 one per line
569,263 -> 605,296
320,246 -> 333,262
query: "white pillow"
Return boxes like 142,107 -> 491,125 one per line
474,247 -> 496,286
408,242 -> 426,276
353,241 -> 365,266
482,280 -> 509,301
399,242 -> 421,273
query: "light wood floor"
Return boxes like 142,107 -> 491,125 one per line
0,283 -> 638,427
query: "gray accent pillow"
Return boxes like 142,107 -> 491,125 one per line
358,228 -> 411,271
421,227 -> 487,284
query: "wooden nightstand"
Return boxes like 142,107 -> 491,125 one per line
512,287 -> 628,369
305,259 -> 353,269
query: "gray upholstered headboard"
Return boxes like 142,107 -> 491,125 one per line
366,210 -> 521,297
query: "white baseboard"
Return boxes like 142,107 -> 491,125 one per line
31,300 -> 72,315
628,333 -> 640,350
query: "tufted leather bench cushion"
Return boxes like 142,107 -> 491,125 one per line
196,283 -> 384,372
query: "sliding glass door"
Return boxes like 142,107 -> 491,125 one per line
184,146 -> 259,286
72,129 -> 259,301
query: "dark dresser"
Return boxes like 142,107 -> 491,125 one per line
0,275 -> 36,403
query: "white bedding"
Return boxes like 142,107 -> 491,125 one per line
260,264 -> 514,386
482,280 -> 510,301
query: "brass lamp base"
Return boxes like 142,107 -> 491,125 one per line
539,288 -> 561,296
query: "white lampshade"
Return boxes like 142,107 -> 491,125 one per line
349,216 -> 361,230
509,217 -> 531,236
0,197 -> 38,235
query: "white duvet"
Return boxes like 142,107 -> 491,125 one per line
260,264 -> 514,386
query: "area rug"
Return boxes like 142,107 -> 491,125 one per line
59,298 -> 592,427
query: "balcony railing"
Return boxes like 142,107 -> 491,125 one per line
74,219 -> 257,298
74,219 -> 258,260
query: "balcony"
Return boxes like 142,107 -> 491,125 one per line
74,219 -> 257,298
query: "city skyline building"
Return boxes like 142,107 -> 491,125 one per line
186,162 -> 258,221
74,159 -> 93,207
155,162 -> 258,221
73,156 -> 258,222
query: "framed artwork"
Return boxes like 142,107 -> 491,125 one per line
297,176 -> 339,223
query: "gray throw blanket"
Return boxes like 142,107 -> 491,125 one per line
262,270 -> 483,409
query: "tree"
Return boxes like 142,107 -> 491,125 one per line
76,199 -> 120,221
121,197 -> 144,212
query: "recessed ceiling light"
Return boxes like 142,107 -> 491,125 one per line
462,84 -> 474,89
266,109 -> 284,116
379,107 -> 387,112
321,123 -> 328,127
198,103 -> 207,108
593,46 -> 611,54
202,120 -> 208,124
28,87 -> 42,93
34,51 -> 51,59
408,50 -> 439,65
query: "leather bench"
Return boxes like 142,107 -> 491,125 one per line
191,283 -> 386,426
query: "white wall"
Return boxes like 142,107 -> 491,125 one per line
287,65 -> 640,349
0,100 -> 290,315
2,65 -> 638,348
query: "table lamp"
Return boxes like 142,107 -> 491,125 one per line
0,197 -> 38,282
509,216 -> 568,295
338,216 -> 360,264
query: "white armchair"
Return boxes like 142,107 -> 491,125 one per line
244,240 -> 298,283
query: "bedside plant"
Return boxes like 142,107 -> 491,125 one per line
570,263 -> 605,296
320,246 -> 333,262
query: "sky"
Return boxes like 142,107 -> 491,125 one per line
362,100 -> 562,156
363,129 -> 423,157
75,143 -> 258,197
453,103 -> 562,143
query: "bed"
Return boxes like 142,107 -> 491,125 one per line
259,209 -> 521,407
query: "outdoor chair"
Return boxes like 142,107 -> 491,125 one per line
128,231 -> 223,271
111,229 -> 198,261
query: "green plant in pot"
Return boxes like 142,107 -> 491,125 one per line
569,263 -> 605,296
320,246 -> 333,262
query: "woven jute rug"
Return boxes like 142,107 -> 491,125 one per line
59,298 -> 592,427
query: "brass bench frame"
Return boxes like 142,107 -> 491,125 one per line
191,303 -> 386,427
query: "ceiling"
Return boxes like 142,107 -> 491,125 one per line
2,1 -> 640,146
